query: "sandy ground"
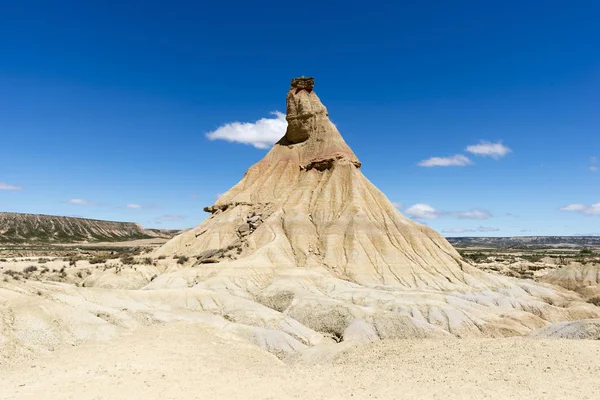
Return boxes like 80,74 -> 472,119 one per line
2,322 -> 599,400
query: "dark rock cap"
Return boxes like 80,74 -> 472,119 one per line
290,76 -> 314,91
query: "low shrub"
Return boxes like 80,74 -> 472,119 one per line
588,296 -> 600,307
89,255 -> 111,264
120,255 -> 136,265
24,265 -> 38,273
177,256 -> 189,265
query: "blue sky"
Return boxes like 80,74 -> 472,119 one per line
1,0 -> 599,235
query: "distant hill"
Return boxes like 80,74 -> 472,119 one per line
447,236 -> 600,249
0,212 -> 179,243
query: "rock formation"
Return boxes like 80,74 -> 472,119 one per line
150,77 -> 600,342
156,77 -> 480,289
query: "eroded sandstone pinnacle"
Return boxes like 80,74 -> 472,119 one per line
291,76 -> 314,92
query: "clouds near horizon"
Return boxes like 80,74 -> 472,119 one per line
68,199 -> 96,205
404,203 -> 492,220
443,226 -> 500,233
0,182 -> 22,190
561,203 -> 600,215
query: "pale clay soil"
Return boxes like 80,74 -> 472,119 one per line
2,322 -> 600,400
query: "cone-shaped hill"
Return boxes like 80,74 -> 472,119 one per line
148,77 -> 600,343
156,77 -> 482,288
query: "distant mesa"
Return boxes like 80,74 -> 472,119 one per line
0,212 -> 179,243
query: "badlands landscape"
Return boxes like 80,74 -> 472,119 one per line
2,78 -> 600,399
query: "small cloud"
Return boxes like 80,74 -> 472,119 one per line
590,166 -> 598,172
451,209 -> 492,220
560,203 -> 600,215
465,141 -> 511,159
0,182 -> 22,190
215,193 -> 223,200
443,226 -> 499,234
405,204 -> 492,220
405,204 -> 441,219
506,213 -> 519,218
126,204 -> 142,209
443,228 -> 476,234
520,229 -> 531,233
206,111 -> 287,149
68,199 -> 96,205
391,202 -> 402,209
417,154 -> 472,167
157,215 -> 184,221
190,194 -> 198,199
591,156 -> 597,164
477,226 -> 500,232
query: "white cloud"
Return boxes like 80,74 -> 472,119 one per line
560,203 -> 600,215
68,199 -> 96,205
477,226 -> 500,232
391,202 -> 402,209
405,204 -> 492,220
405,204 -> 441,219
443,226 -> 499,234
452,209 -> 492,219
591,166 -> 598,172
0,182 -> 22,190
126,204 -> 142,209
206,111 -> 287,149
591,156 -> 597,164
465,141 -> 511,159
417,154 -> 472,167
443,228 -> 475,233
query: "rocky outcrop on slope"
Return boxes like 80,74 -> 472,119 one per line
0,212 -> 162,243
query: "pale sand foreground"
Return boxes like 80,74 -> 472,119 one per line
2,322 -> 599,400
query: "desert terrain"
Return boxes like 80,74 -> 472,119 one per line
2,240 -> 600,399
2,78 -> 600,399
